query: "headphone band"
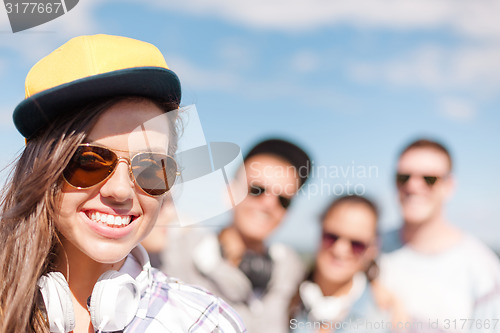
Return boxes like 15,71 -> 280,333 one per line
37,245 -> 152,333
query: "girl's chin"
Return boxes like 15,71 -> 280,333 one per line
80,243 -> 134,265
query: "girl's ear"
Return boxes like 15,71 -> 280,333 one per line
364,258 -> 380,282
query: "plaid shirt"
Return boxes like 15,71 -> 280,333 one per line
122,247 -> 246,333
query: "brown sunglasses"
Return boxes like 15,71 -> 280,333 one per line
63,144 -> 180,197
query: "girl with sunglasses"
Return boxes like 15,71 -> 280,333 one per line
0,34 -> 245,333
289,195 -> 404,332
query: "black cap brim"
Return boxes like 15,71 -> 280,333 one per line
13,67 -> 181,139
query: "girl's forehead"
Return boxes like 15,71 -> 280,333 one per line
87,130 -> 169,154
127,126 -> 169,153
90,99 -> 169,135
88,100 -> 172,153
323,204 -> 377,238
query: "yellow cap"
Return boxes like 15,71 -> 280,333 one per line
14,34 -> 181,139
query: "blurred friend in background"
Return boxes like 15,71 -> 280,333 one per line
289,195 -> 404,333
163,138 -> 311,333
379,138 -> 500,332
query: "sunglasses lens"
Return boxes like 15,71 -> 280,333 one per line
249,185 -> 265,196
63,146 -> 117,188
396,174 -> 410,186
131,153 -> 178,196
248,185 -> 291,209
350,241 -> 368,256
423,176 -> 438,186
321,232 -> 367,256
278,196 -> 291,209
321,232 -> 339,248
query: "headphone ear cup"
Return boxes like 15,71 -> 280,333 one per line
37,272 -> 75,333
89,270 -> 140,332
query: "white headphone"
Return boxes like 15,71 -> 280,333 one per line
37,270 -> 140,333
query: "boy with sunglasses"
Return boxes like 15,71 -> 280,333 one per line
379,139 -> 500,331
164,138 -> 311,333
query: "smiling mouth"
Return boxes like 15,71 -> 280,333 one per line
86,211 -> 135,228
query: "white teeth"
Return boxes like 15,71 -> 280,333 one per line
87,211 -> 132,227
117,216 -> 131,226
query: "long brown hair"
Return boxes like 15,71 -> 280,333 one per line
0,97 -> 179,332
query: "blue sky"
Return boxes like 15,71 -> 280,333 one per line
1,0 -> 499,253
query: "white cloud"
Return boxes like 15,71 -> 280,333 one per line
450,47 -> 500,92
169,56 -> 243,93
347,44 -> 500,95
349,46 -> 444,89
439,97 -> 477,122
172,45 -> 354,109
144,0 -> 500,40
290,50 -> 321,74
216,42 -> 257,71
170,55 -> 303,99
169,55 -> 352,112
1,0 -> 499,68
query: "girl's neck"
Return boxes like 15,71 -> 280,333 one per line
54,241 -> 126,333
55,243 -> 125,296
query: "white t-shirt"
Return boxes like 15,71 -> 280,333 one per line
379,229 -> 500,332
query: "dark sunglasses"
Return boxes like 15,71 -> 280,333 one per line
396,173 -> 444,187
321,231 -> 369,257
63,144 -> 179,197
248,185 -> 292,209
